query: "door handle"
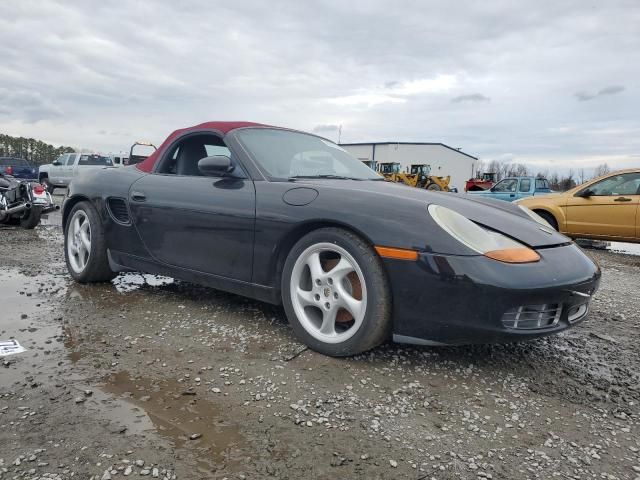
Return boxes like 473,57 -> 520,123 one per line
510,193 -> 515,197
614,197 -> 632,202
131,191 -> 146,202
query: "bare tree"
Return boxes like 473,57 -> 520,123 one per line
558,169 -> 576,191
473,160 -> 487,177
593,163 -> 611,178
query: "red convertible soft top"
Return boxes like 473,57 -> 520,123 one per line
136,121 -> 267,172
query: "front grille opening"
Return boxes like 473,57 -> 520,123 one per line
502,304 -> 562,330
107,197 -> 130,224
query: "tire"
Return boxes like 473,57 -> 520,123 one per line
536,211 -> 558,231
40,177 -> 54,194
426,182 -> 442,191
281,228 -> 391,356
20,206 -> 42,229
0,216 -> 19,226
64,201 -> 115,283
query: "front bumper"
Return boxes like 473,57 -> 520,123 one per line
385,243 -> 601,346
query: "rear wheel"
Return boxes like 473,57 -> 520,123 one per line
0,216 -> 19,226
282,228 -> 391,356
536,211 -> 558,231
64,201 -> 115,283
20,206 -> 42,229
426,182 -> 442,191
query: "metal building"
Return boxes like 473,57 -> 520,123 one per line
340,142 -> 478,191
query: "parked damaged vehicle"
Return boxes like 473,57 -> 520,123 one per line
0,173 -> 58,229
62,122 -> 601,356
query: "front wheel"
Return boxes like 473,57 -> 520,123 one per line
64,201 -> 115,283
536,211 -> 558,231
282,228 -> 391,356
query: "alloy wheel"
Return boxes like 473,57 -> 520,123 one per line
290,243 -> 367,344
67,210 -> 91,273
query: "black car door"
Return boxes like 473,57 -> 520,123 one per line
128,133 -> 255,282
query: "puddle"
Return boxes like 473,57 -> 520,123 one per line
0,269 -> 67,339
62,322 -> 101,364
576,239 -> 640,256
112,272 -> 174,293
608,242 -> 640,256
101,371 -> 245,472
0,268 -> 68,383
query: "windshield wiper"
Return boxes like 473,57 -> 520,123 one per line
288,174 -> 363,181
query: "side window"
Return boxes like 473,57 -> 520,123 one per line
519,179 -> 531,192
205,144 -> 231,157
66,154 -> 76,165
159,134 -> 238,177
56,154 -> 67,165
586,173 -> 640,196
536,179 -> 548,190
493,179 -> 518,192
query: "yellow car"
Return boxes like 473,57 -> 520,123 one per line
517,169 -> 640,243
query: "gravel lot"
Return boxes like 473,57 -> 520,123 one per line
1,198 -> 639,480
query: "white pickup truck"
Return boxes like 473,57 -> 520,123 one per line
38,153 -> 113,193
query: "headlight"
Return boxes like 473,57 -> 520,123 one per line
428,204 -> 540,263
518,204 -> 552,228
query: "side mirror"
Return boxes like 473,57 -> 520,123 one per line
576,189 -> 593,198
52,160 -> 61,166
198,155 -> 234,177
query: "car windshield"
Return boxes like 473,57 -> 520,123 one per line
78,154 -> 113,166
235,129 -> 382,180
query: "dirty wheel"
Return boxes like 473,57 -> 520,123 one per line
536,211 -> 558,231
20,206 -> 42,229
64,201 -> 115,283
282,228 -> 391,356
426,182 -> 442,191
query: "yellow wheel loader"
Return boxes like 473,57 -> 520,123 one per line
377,162 -> 419,186
409,164 -> 450,191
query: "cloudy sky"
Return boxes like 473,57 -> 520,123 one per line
1,0 -> 639,172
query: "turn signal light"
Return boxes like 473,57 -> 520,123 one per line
484,248 -> 540,263
375,246 -> 419,261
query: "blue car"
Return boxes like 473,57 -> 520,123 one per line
467,176 -> 552,202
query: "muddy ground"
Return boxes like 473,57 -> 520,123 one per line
1,197 -> 639,480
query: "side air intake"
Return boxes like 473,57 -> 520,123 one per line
107,197 -> 130,224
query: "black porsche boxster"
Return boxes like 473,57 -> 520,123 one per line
63,122 -> 600,356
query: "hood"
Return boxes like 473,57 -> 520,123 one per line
295,179 -> 571,250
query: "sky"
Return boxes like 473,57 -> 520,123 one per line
1,0 -> 639,174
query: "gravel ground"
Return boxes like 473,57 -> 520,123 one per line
1,200 -> 639,479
